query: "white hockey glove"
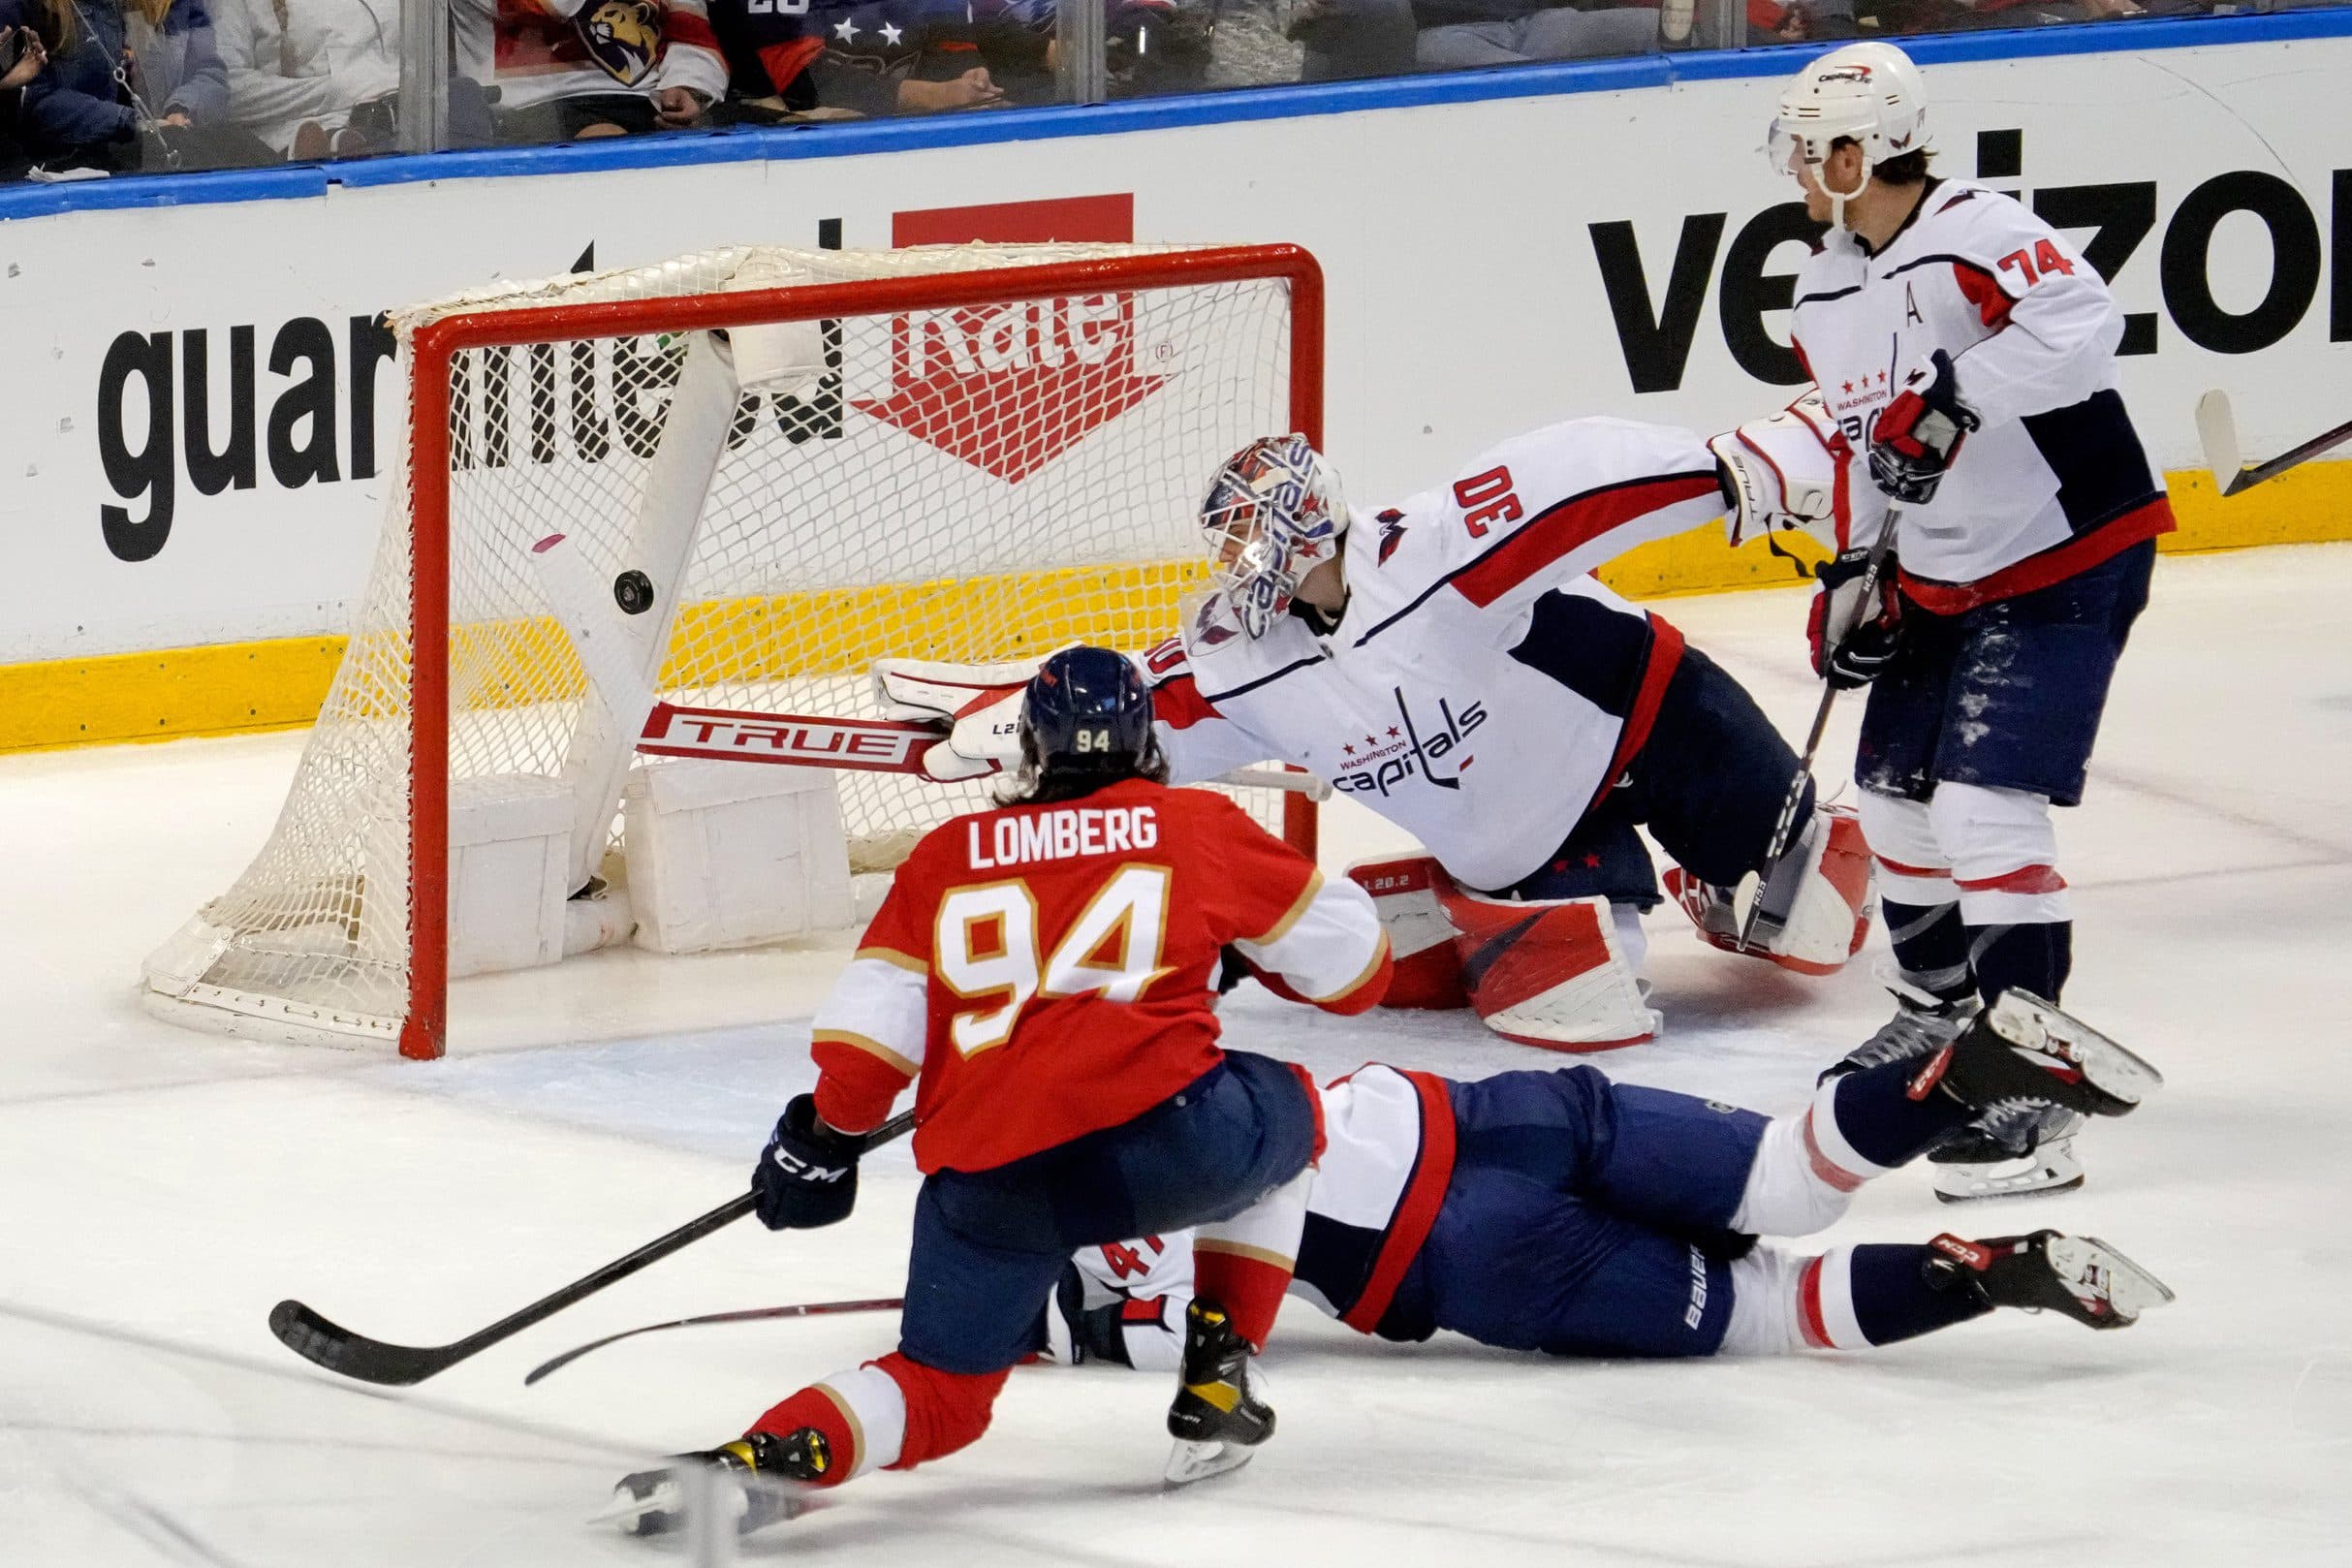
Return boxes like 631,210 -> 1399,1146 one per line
871,654 -> 1049,782
1707,391 -> 1849,549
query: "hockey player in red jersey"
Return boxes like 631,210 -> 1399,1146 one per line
877,422 -> 1878,1053
610,646 -> 1392,1535
1716,42 -> 2171,1202
1048,992 -> 2172,1371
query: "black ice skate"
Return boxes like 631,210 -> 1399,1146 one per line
1924,1230 -> 2176,1329
1821,973 -> 1980,1082
604,1428 -> 828,1537
1912,990 -> 2162,1123
1165,1300 -> 1275,1486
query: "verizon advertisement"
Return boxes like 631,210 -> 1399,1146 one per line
3,32 -> 2345,663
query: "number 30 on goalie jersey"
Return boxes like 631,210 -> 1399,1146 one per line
806,776 -> 1393,1176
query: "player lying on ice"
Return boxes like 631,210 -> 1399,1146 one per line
877,421 -> 1877,1053
1710,43 -> 2175,1202
1039,1007 -> 2170,1375
610,645 -> 1395,1537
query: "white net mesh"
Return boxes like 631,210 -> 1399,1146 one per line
141,243 -> 1307,1051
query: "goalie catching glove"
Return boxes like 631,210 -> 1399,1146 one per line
870,654 -> 1055,782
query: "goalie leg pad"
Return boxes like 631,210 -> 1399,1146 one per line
1435,884 -> 1659,1051
1663,804 -> 1875,976
1346,854 -> 1467,1009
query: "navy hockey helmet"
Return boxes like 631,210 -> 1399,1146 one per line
1019,645 -> 1158,786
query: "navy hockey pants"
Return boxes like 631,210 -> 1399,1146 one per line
1859,541 -> 2153,807
1380,1067 -> 1766,1358
1502,643 -> 1808,909
898,1050 -> 1316,1375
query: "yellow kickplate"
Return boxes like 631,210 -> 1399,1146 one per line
4,461 -> 2342,755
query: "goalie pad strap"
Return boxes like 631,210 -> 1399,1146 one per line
1346,855 -> 1469,1010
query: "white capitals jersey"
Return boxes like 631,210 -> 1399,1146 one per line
1059,1065 -> 1462,1361
1145,419 -> 1728,893
1062,1234 -> 1194,1372
1791,179 -> 2172,612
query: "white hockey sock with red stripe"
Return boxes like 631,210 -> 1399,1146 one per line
1730,1077 -> 1893,1238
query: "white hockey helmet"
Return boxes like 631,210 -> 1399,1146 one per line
1769,43 -> 1930,220
1198,433 -> 1348,639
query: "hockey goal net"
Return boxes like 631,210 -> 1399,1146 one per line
141,242 -> 1322,1060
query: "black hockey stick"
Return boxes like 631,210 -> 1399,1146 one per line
2196,391 -> 2352,498
1735,506 -> 1904,951
523,1295 -> 906,1387
269,1108 -> 915,1387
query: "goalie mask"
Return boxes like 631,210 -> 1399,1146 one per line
1199,434 -> 1348,640
1768,42 -> 1929,228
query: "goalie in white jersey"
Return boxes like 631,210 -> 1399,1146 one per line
1715,43 -> 2171,1200
884,420 -> 1877,1051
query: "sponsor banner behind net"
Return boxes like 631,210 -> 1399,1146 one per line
3,35 -> 2346,666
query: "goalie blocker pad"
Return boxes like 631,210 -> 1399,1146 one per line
1663,803 -> 1874,976
1346,855 -> 1657,1051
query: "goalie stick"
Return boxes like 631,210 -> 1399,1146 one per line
269,1110 -> 914,1387
525,532 -> 1329,796
2195,390 -> 2352,498
1735,504 -> 1904,952
523,1295 -> 905,1386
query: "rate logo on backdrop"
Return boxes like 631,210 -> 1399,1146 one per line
853,194 -> 1170,484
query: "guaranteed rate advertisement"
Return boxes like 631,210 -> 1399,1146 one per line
4,30 -> 2346,665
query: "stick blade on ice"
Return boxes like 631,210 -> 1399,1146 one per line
268,1299 -> 452,1387
2195,389 -> 2247,496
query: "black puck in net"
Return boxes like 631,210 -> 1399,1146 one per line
613,570 -> 655,615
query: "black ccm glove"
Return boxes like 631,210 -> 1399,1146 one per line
751,1094 -> 864,1231
1868,349 -> 1982,505
1808,548 -> 1902,691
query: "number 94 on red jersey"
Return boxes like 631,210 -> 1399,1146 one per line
808,777 -> 1392,1174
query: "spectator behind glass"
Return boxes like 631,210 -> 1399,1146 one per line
2,24 -> 49,175
455,0 -> 727,141
967,0 -> 1214,104
1289,0 -> 1863,80
8,0 -> 273,170
706,0 -> 1000,118
211,0 -> 492,159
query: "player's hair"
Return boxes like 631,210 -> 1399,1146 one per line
1831,135 -> 1933,185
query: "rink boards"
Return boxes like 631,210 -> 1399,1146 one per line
0,14 -> 2346,747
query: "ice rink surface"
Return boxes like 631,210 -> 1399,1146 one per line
4,545 -> 2348,1567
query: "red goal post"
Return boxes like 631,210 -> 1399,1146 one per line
144,242 -> 1326,1061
